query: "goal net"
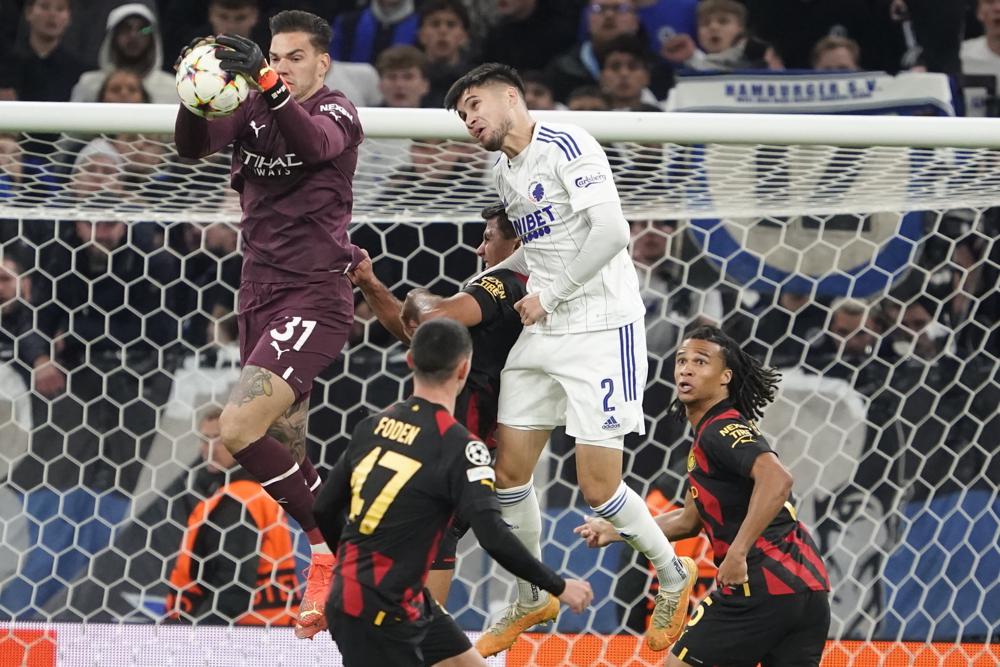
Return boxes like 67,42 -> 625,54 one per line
0,104 -> 997,666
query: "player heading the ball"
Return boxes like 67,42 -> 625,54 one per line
445,63 -> 698,657
174,9 -> 365,641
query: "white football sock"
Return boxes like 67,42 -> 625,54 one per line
496,478 -> 549,609
592,481 -> 687,591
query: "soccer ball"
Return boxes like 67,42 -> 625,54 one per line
175,43 -> 250,119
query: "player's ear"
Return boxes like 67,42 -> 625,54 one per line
406,349 -> 415,370
456,355 -> 471,383
720,367 -> 732,386
506,85 -> 519,108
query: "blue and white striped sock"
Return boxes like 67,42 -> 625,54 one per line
592,481 -> 687,590
497,479 -> 548,608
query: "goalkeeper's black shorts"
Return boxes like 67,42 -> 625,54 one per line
671,589 -> 830,667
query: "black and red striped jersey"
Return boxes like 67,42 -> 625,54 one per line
687,400 -> 830,598
456,268 -> 528,445
323,397 -> 500,625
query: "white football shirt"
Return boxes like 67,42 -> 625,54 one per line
494,122 -> 645,334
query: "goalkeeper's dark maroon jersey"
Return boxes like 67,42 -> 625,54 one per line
175,86 -> 363,284
687,400 -> 830,598
456,268 -> 528,444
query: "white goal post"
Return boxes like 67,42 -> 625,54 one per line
0,102 -> 997,666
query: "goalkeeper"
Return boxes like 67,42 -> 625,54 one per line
174,9 -> 364,640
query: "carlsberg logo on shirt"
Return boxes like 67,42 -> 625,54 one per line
574,173 -> 607,188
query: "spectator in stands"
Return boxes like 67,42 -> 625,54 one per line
631,219 -> 724,357
8,0 -> 86,102
98,72 -> 160,156
323,17 -> 383,108
0,134 -> 23,197
97,68 -> 150,104
376,45 -> 430,108
962,0 -> 1000,78
662,0 -> 781,72
567,85 -> 611,110
58,0 -> 154,71
70,3 -> 175,104
35,216 -> 180,492
803,297 -> 885,384
888,0 -> 964,75
160,0 -> 267,59
67,139 -> 126,199
418,0 -> 473,108
889,297 -> 952,361
166,406 -> 300,626
598,35 -> 656,109
0,252 -> 63,397
175,222 -> 242,349
523,71 -> 558,110
0,2 -> 22,99
330,0 -> 419,66
726,288 -> 830,369
547,0 -> 672,103
380,138 -> 486,200
93,69 -> 169,187
207,0 -> 261,41
929,223 -> 999,357
325,59 -> 383,108
743,0 -> 888,71
480,0 -> 580,74
812,36 -> 862,71
636,0 -> 699,60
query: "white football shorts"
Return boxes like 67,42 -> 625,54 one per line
497,319 -> 647,446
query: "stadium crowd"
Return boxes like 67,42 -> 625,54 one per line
0,0 -> 996,634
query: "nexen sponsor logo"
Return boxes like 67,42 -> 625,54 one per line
320,102 -> 353,123
240,148 -> 303,176
513,205 -> 555,243
574,174 -> 606,188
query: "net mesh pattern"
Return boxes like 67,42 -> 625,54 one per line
3,133 -> 1000,221
0,129 -> 996,665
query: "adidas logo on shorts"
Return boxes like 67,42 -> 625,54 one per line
602,416 -> 621,431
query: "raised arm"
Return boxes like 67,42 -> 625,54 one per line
402,288 -> 485,329
173,37 -> 243,158
347,249 -> 412,343
215,33 -> 362,164
174,105 -> 243,159
270,92 -> 359,164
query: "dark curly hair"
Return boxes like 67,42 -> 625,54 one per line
669,325 -> 781,422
